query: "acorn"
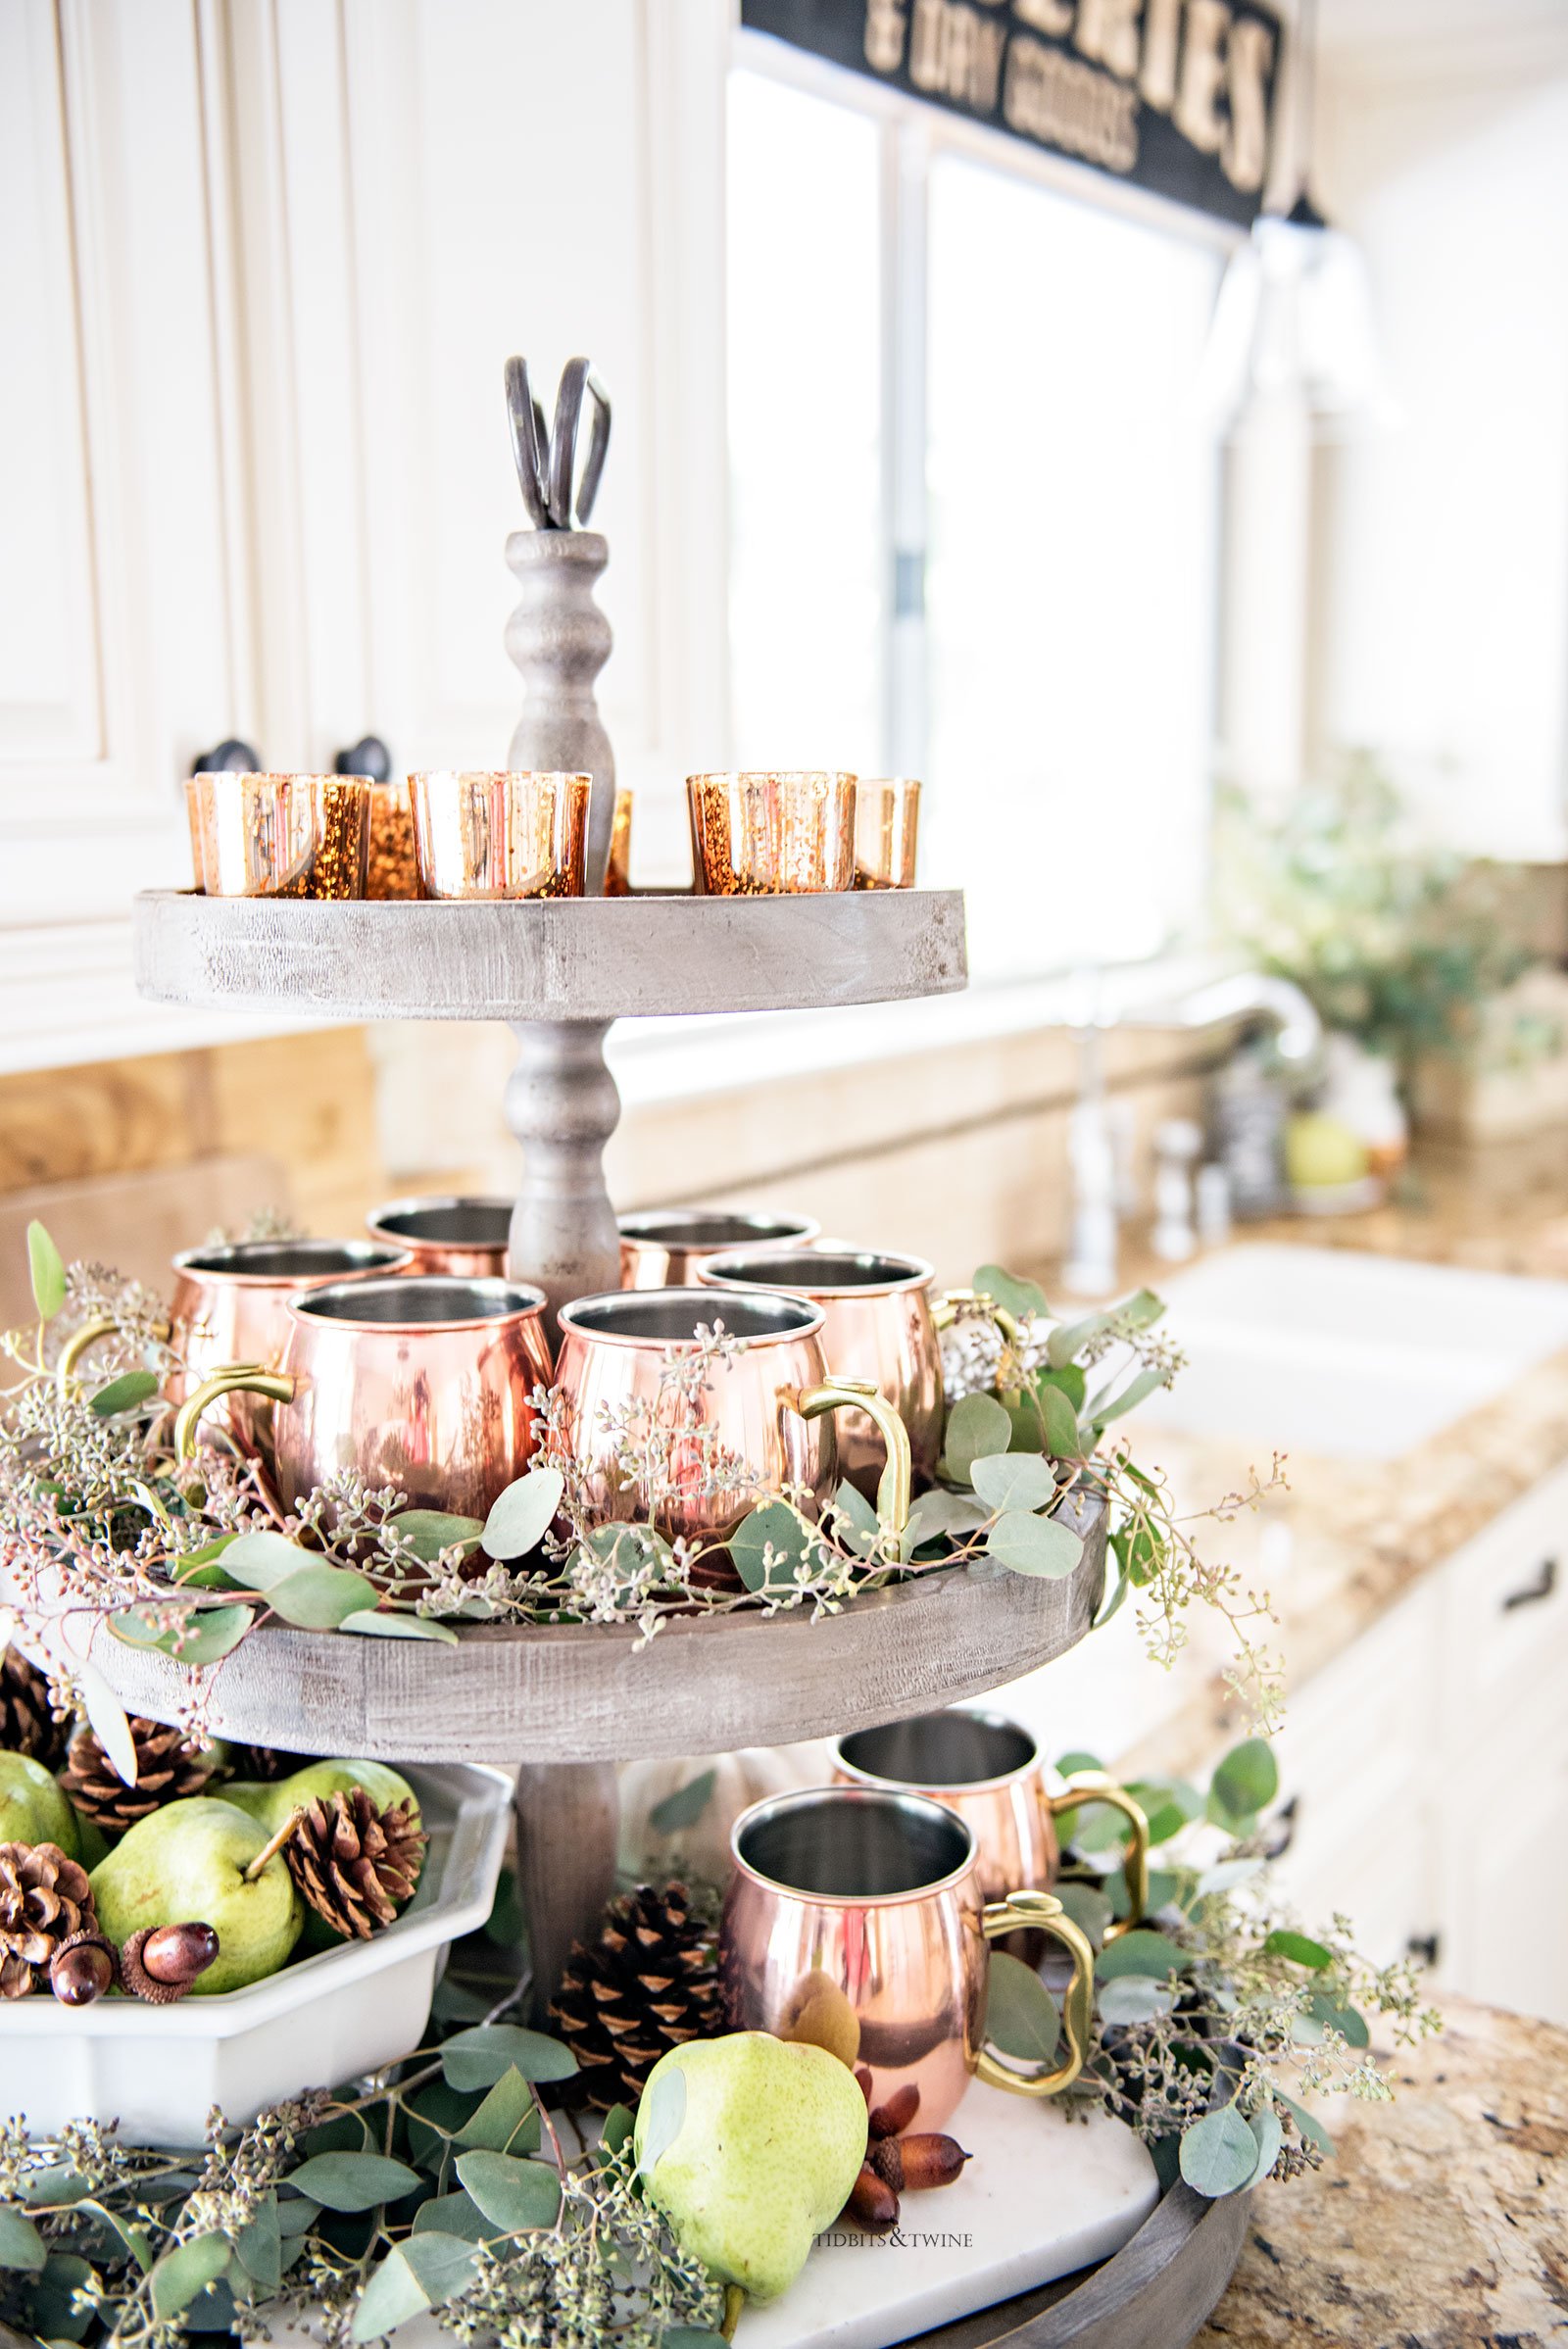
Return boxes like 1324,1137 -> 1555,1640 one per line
878,2132 -> 970,2192
49,1931 -> 117,2007
867,2081 -> 920,2138
120,1923 -> 220,2003
844,2162 -> 899,2233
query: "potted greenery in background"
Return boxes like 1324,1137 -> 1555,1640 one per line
1214,752 -> 1567,1180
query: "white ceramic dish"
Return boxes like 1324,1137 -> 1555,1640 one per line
0,1761 -> 513,2144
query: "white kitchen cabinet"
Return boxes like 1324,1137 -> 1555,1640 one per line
0,0 -> 731,1070
1263,1459 -> 1568,2024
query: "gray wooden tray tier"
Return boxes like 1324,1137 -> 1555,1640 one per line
131,888 -> 966,1020
917,2180 -> 1250,2349
93,1497 -> 1104,1764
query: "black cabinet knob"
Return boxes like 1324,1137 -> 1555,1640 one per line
1405,1932 -> 1441,1969
190,738 -> 260,775
334,734 -> 393,784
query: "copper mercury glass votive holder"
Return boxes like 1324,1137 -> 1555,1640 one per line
409,770 -> 591,900
368,779 -> 420,899
191,772 -> 371,898
854,776 -> 920,889
687,770 -> 857,895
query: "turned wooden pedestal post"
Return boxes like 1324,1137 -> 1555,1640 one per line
504,1018 -> 623,1341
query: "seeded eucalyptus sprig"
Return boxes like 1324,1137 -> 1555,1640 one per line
0,1968 -> 726,2349
985,1737 -> 1442,2199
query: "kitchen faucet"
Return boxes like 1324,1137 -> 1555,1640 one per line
1061,967 -> 1323,1297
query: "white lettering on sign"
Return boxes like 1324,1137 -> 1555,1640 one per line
1004,30 -> 1139,171
910,0 -> 1008,110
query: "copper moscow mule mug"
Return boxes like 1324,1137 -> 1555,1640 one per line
722,1786 -> 1096,2130
367,1196 -> 514,1281
174,1276 -> 554,1521
550,1288 -> 912,1587
699,1246 -> 944,1499
617,1208 -> 820,1292
832,1708 -> 1150,1939
57,1239 -> 412,1455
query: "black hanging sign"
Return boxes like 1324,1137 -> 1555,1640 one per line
740,0 -> 1283,228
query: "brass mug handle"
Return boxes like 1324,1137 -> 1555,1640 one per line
791,1377 -> 912,1543
931,1288 -> 1023,1347
1049,1771 -> 1151,1942
974,1890 -> 1095,2097
56,1314 -> 172,1395
174,1364 -> 297,1459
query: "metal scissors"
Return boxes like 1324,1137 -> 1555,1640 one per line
505,354 -> 611,530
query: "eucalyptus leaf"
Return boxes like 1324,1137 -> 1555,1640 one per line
220,1530 -> 317,1589
1296,1993 -> 1369,2048
393,1510 -> 486,1561
284,2153 -> 420,2213
0,2206 -> 47,2273
728,1500 -> 815,1594
340,1610 -> 461,1645
267,1563 -> 379,1630
984,1509 -> 1083,1578
351,2233 -> 478,2342
1045,1308 -> 1113,1369
1263,1928 -> 1334,1969
27,1221 -> 67,1323
481,1469 -> 564,1560
1094,1558 -> 1131,1631
18,2164 -> 91,2208
1095,1931 -> 1191,1982
454,2151 -> 562,2232
148,2233 -> 230,2323
984,1950 -> 1060,2064
661,2333 -> 733,2349
1209,1738 -> 1279,1826
1197,1858 -> 1266,1900
442,2026 -> 577,2091
172,1535 -> 240,1588
412,2191 -> 493,2243
648,1769 -> 716,1835
454,2068 -> 541,2156
232,2195 -> 281,2296
1052,1882 -> 1114,1947
89,1370 -> 160,1417
26,2250 -> 93,2341
827,1479 -> 880,1556
602,2104 -> 635,2159
970,1452 -> 1057,1514
901,1489 -> 991,1554
942,1393 -> 1013,1485
1037,1382 -> 1082,1457
971,1263 -> 1050,1321
75,1655 -> 138,1789
637,2062 -> 687,2177
1097,1977 -> 1177,2026
1246,2104 -> 1283,2187
108,1602 -> 254,1668
1178,2104 -> 1258,2198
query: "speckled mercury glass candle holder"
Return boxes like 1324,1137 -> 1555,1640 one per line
368,779 -> 420,898
409,770 -> 590,899
688,770 -> 857,894
192,773 -> 370,898
854,775 -> 920,889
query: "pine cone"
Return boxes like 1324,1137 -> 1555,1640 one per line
225,1743 -> 294,1784
0,1842 -> 96,1998
550,1883 -> 723,2111
0,1649 -> 71,1770
283,1791 -> 426,1939
58,1716 -> 216,1834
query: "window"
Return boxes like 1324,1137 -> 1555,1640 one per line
726,53 -> 1225,986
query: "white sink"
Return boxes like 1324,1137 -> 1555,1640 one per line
1135,1243 -> 1568,1461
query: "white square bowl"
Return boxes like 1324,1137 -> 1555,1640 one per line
0,1762 -> 514,2144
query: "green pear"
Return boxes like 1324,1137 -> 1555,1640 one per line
90,1798 -> 303,1994
224,1758 -> 420,1835
0,1750 -> 81,1860
633,2032 -> 868,2303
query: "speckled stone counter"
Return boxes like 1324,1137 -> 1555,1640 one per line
1195,1997 -> 1568,2348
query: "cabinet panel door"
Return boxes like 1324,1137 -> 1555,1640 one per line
1441,1459 -> 1568,1731
1266,1581 -> 1444,1972
1444,1694 -> 1568,2027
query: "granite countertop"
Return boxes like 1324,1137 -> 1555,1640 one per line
1197,1996 -> 1568,2347
1033,1138 -> 1568,1779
